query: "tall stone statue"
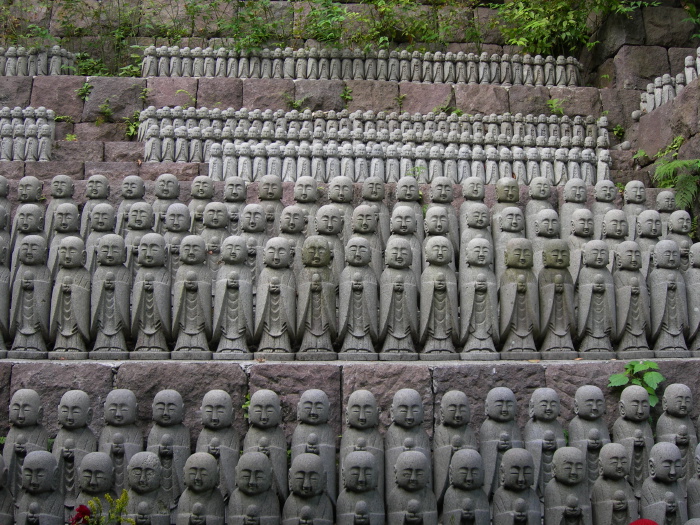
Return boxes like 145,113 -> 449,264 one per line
427,177 -> 460,254
47,203 -> 81,276
636,210 -> 662,280
560,179 -> 587,241
568,209 -> 594,283
689,444 -> 700,518
441,449 -> 489,525
15,451 -> 63,525
525,177 -> 554,240
591,443 -> 638,525
223,178 -> 247,236
386,450 -> 438,525
567,386 -> 610,488
592,180 -> 618,241
492,449 -> 540,525
200,202 -> 230,271
124,202 -> 156,279
175,453 -> 225,525
228,452 -> 280,525
389,206 -> 423,284
85,203 -> 117,273
125,452 -> 171,525
396,177 -> 425,244
0,458 -> 13,525
544,447 -> 592,525
153,174 -> 182,234
539,239 -> 576,358
655,383 -> 696,489
640,443 -> 687,525
45,175 -> 75,244
494,207 -> 525,282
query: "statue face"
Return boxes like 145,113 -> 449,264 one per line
451,452 -> 484,490
54,205 -> 78,233
51,176 -> 73,198
600,445 -> 629,480
496,180 -> 518,202
425,238 -> 451,266
316,207 -> 342,235
595,181 -> 616,202
10,390 -> 41,427
501,453 -> 534,491
128,454 -> 161,493
290,457 -> 323,496
575,388 -> 605,420
97,235 -> 126,266
620,388 -> 650,422
426,208 -> 448,234
180,236 -> 206,265
467,206 -> 488,229
91,205 -> 115,231
80,457 -> 113,494
302,237 -> 330,268
225,179 -> 246,201
391,391 -> 423,428
466,239 -> 492,267
346,238 -> 371,266
137,235 -> 165,267
530,179 -> 550,199
86,177 -> 109,199
583,243 -> 609,268
236,457 -> 272,495
347,393 -> 378,429
618,243 -> 642,270
185,456 -> 217,492
553,450 -> 584,486
431,179 -> 453,203
105,391 -> 137,425
165,206 -> 189,232
17,207 -> 42,233
129,204 -> 153,229
260,178 -> 282,200
531,390 -> 560,422
639,212 -> 661,237
204,205 -> 227,228
191,177 -> 213,199
294,178 -> 317,203
363,179 -> 384,200
571,211 -> 593,237
671,211 -> 692,234
504,241 -> 533,269
486,389 -> 516,422
391,208 -> 416,235
655,242 -> 680,269
263,239 -> 291,269
397,178 -> 419,201
298,390 -> 329,424
441,392 -> 470,427
353,207 -> 377,233
18,178 -> 42,202
344,453 -> 375,492
625,181 -> 645,203
121,177 -> 144,199
221,237 -> 247,264
249,391 -> 281,428
386,240 -> 411,269
664,385 -> 692,418
281,208 -> 305,234
565,181 -> 586,203
58,392 -> 90,429
463,178 -> 484,200
604,212 -> 628,238
396,453 -> 429,491
22,456 -> 55,494
58,238 -> 85,269
656,192 -> 675,212
535,213 -> 558,237
329,179 -> 352,203
501,209 -> 524,233
543,243 -> 569,269
241,206 -> 265,232
650,446 -> 682,483
156,175 -> 179,198
18,236 -> 45,265
152,391 -> 184,426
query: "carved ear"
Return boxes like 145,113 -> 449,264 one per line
86,407 -> 93,424
534,221 -> 540,235
636,221 -> 643,237
570,219 -> 576,235
618,401 -> 625,418
37,406 -> 44,423
528,399 -> 535,419
601,223 -> 606,238
573,400 -> 579,415
598,458 -> 604,477
648,458 -> 655,478
81,249 -> 87,266
662,395 -> 668,412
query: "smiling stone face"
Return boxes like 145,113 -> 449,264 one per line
152,390 -> 184,427
58,390 -> 91,430
10,389 -> 42,428
184,453 -> 218,493
450,449 -> 484,490
236,452 -> 272,496
79,452 -> 114,495
104,389 -> 137,426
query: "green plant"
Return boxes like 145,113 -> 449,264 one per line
54,115 -> 75,124
433,104 -> 463,116
241,392 -> 251,420
340,86 -> 353,107
175,89 -> 197,109
612,124 -> 625,141
123,111 -> 141,140
547,98 -> 565,116
654,158 -> 700,211
608,360 -> 666,406
73,489 -> 131,525
76,82 -> 94,102
65,134 -> 78,141
294,0 -> 350,43
395,93 -> 407,112
139,88 -> 152,103
284,94 -> 309,111
97,100 -> 114,125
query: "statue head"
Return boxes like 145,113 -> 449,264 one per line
602,210 -> 628,239
79,452 -> 114,495
50,174 -> 74,198
298,389 -> 329,425
656,191 -> 676,213
137,233 -> 166,267
352,205 -> 378,234
582,240 -> 609,268
598,443 -> 629,480
542,239 -> 570,269
691,243 -> 700,268
465,238 -> 492,268
504,238 -> 533,269
362,177 -> 385,201
236,452 -> 273,496
394,450 -> 429,491
121,175 -> 145,199
485,387 -> 516,423
529,177 -> 551,200
128,202 -> 154,230
624,180 -> 646,204
573,385 -> 605,421
289,453 -> 325,497
191,176 -> 214,199
396,177 -> 420,202
200,390 -> 233,430
329,176 -> 353,204
301,236 -> 331,268
345,237 -> 371,267
293,177 -> 318,204
499,207 -> 524,234
390,389 -> 424,429
155,173 -> 180,199
440,390 -> 470,427
248,390 -> 281,429
563,179 -> 586,203
203,202 -> 229,229
616,241 -> 642,271
430,177 -> 453,203
224,178 -> 246,202
152,389 -> 184,427
449,449 -> 483,491
18,235 -> 47,265
16,204 -> 44,234
619,385 -> 650,422
391,206 -> 417,235
534,209 -> 559,238
385,237 -> 412,269
552,447 -> 585,486
184,453 -> 219,493
529,388 -> 560,422
669,210 -> 692,234
164,204 -> 190,233
179,235 -> 206,266
315,205 -> 343,236
570,209 -> 593,238
10,389 -> 42,428
649,442 -> 682,484
127,452 -> 162,494
594,180 -> 617,203
18,176 -> 43,202
263,237 -> 292,269
662,383 -> 692,418
466,203 -> 489,230
499,449 -> 534,492
259,175 -> 282,201
343,451 -> 376,492
425,207 -> 449,236
220,236 -> 247,265
22,451 -> 58,494
104,389 -> 137,426
654,240 -> 680,270
86,175 -> 110,199
53,203 -> 80,234
280,206 -> 305,235
240,204 -> 265,233
346,390 -> 378,430
425,236 -> 452,267
462,177 -> 485,201
495,178 -> 519,203
58,390 -> 92,430
90,203 -> 116,232
58,236 -> 86,269
637,210 -> 661,238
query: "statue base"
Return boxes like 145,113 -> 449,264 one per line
0,350 -> 7,359
338,352 -> 379,361
130,351 -> 171,360
540,350 -> 578,360
578,351 -> 615,360
90,351 -> 129,360
254,351 -> 295,361
7,350 -> 47,359
172,350 -> 212,360
461,351 -> 499,361
654,349 -> 690,358
213,352 -> 253,360
500,351 -> 540,360
379,352 -> 418,361
296,351 -> 337,361
49,351 -> 89,360
617,349 -> 654,360
692,350 -> 700,358
419,352 -> 458,361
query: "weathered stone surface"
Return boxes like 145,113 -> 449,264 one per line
599,88 -> 643,132
0,162 -> 24,180
82,77 -> 146,123
669,77 -> 700,138
548,87 -> 603,117
508,85 -> 550,115
85,161 -> 141,181
591,11 -> 646,63
610,150 -> 635,171
115,361 -> 249,444
30,76 -> 86,122
146,77 -> 199,108
345,80 -> 399,113
474,7 -> 505,45
74,122 -> 128,142
398,83 -> 454,115
432,362 -> 546,431
196,78 -> 243,110
104,142 -> 144,163
637,99 -> 674,157
54,122 -> 74,141
0,363 -> 13,435
0,77 -> 32,108
642,6 -> 699,48
678,132 -> 700,160
139,162 -> 200,181
294,80 -> 346,112
248,363 -> 342,441
610,168 -> 652,187
343,363 -> 432,436
668,47 -> 697,76
453,84 -> 509,115
51,141 -> 104,163
25,161 -> 84,180
10,361 -> 114,438
242,78 -> 293,110
654,360 -> 700,421
613,45 -> 670,90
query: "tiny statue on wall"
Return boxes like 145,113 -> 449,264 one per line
543,447 -> 591,525
567,385 -> 610,488
125,452 -> 172,525
591,443 -> 638,525
441,449 -> 490,525
640,442 -> 687,525
337,450 -> 385,525
386,449 -> 438,525
228,452 -> 280,525
175,453 -> 225,525
282,453 -> 333,525
492,449 -> 540,525
15,451 -> 63,525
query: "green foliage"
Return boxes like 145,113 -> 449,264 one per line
284,94 -> 309,111
65,134 -> 78,141
76,82 -> 94,102
96,100 -> 114,125
175,89 -> 197,109
340,86 -> 353,108
242,392 -> 251,420
612,124 -> 625,140
433,104 -> 463,116
295,0 -> 349,43
608,360 -> 666,407
123,111 -> 141,141
684,1 -> 700,40
72,53 -> 110,76
395,93 -> 407,111
85,490 -> 131,525
547,98 -> 565,116
54,115 -> 75,124
649,135 -> 700,213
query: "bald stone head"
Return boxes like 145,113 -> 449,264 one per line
50,174 -> 74,198
79,452 -> 114,495
602,210 -> 628,239
574,385 -> 605,420
599,443 -> 629,480
248,390 -> 281,429
499,449 -> 534,491
485,387 -> 516,422
582,240 -> 609,268
504,238 -> 533,269
346,390 -> 378,430
58,390 -> 91,430
649,442 -> 682,483
289,453 -> 326,497
440,390 -> 470,427
619,385 -> 650,422
495,178 -> 519,203
298,389 -> 329,425
654,240 -> 680,269
58,236 -> 86,269
201,390 -> 233,430
395,450 -> 430,491
91,203 -> 116,232
121,175 -> 146,199
449,448 -> 484,490
391,389 -> 424,428
10,389 -> 42,428
343,451 -> 377,492
104,389 -> 137,426
425,207 -> 449,235
155,173 -> 180,199
86,175 -> 110,199
236,452 -> 273,495
552,447 -> 585,486
529,388 -> 560,422
22,451 -> 58,494
534,209 -> 559,238
662,384 -> 692,418
152,389 -> 184,427
184,452 -> 219,493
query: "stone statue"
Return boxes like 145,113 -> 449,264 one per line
427,177 -> 460,254
243,389 -> 288,499
525,177 -> 554,240
9,235 -> 51,359
46,203 -> 80,276
85,203 -> 117,273
649,240 -> 689,356
560,179 -> 587,241
361,177 -> 391,246
80,175 -> 111,241
124,202 -> 156,279
10,204 -> 45,283
351,204 -> 384,281
282,453 -> 333,525
655,190 -> 676,237
45,175 -> 75,244
636,210 -> 662,280
480,387 -> 523,498
567,386 -> 610,488
126,452 -> 170,525
11,178 -> 44,258
531,209 -> 561,276
75,452 -> 116,517
656,383 -> 697,487
567,209 -> 594,283
196,390 -> 239,500
591,443 -> 638,525
258,175 -> 285,236
153,174 -> 182,234
492,449 -> 540,525
612,385 -> 654,497
337,450 -> 385,525
117,176 -> 146,236
328,176 -> 356,246
386,450 -> 438,525
379,237 -> 419,360
666,210 -> 693,271
494,207 -> 525,282
592,181 -> 618,240
623,181 -> 647,240
688,243 -> 700,355
293,177 -> 320,235
162,204 -> 191,283
52,390 -> 97,514
689,444 -> 700,518
441,449 -> 489,525
640,443 -> 687,525
524,388 -> 566,496
228,452 -> 280,525
98,389 -> 144,494
223,178 -> 247,236
188,176 -> 215,235
15,451 -> 63,525
544,447 -> 591,525
175,453 -> 225,525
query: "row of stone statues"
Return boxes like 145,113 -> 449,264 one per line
0,45 -> 76,77
137,107 -> 610,147
140,44 -> 584,86
0,122 -> 53,162
4,382 -> 700,525
0,106 -> 57,139
636,46 -> 700,118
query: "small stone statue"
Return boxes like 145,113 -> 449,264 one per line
492,449 -> 540,525
153,174 -> 182,234
601,210 -> 630,269
494,207 -> 525,282
544,447 -> 591,525
126,452 -> 170,525
351,204 -> 384,281
640,443 -> 687,525
98,389 -> 144,494
525,177 -> 554,240
427,177 -> 460,255
243,389 -> 288,499
531,209 -> 561,276
655,190 -> 677,237
524,388 -> 566,496
75,452 -> 116,517
480,387 -> 523,498
52,390 -> 97,515
560,179 -> 587,241
386,450 -> 438,525
623,180 -> 647,240
47,203 -> 81,276
85,203 -> 117,273
567,386 -> 610,487
611,385 -> 654,497
10,204 -> 45,280
228,452 -> 280,525
80,175 -> 111,241
591,443 -> 638,525
16,451 -> 63,525
656,383 -> 697,487
45,175 -> 76,243
337,450 -> 385,525
188,176 -> 215,235
124,202 -> 156,278
592,181 -> 618,240
441,449 -> 489,525
175,453 -> 225,525
258,175 -> 285,236
282,453 -> 333,525
116,176 -> 147,236
688,243 -> 700,355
